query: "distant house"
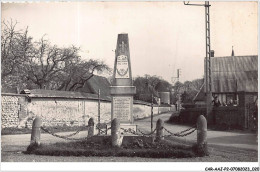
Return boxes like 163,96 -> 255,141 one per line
194,55 -> 258,106
156,82 -> 171,105
78,75 -> 111,97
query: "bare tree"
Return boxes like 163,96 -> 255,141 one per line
56,59 -> 111,91
1,20 -> 33,79
1,20 -> 35,92
1,20 -> 112,92
23,37 -> 80,89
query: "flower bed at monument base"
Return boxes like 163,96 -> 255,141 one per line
25,137 -> 208,158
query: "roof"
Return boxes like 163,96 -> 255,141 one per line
211,55 -> 257,92
193,84 -> 205,102
194,55 -> 258,102
79,75 -> 111,96
22,89 -> 111,101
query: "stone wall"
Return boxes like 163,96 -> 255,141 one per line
1,94 -> 171,128
26,98 -> 111,127
1,94 -> 28,128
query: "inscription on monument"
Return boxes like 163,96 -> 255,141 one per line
115,55 -> 129,78
113,97 -> 131,122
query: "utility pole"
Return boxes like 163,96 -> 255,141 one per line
151,92 -> 153,132
184,1 -> 212,119
98,89 -> 101,135
146,77 -> 158,132
177,69 -> 181,112
171,68 -> 181,112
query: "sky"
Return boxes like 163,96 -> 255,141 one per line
1,1 -> 258,83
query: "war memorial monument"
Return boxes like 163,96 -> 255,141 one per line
110,33 -> 137,132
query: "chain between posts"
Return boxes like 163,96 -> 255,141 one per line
137,128 -> 156,136
96,124 -> 111,135
163,125 -> 197,138
41,124 -> 197,140
119,126 -> 196,138
96,126 -> 111,135
40,126 -> 89,141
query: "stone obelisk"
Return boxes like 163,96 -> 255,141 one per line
110,33 -> 136,126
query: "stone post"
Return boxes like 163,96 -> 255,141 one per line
111,118 -> 123,147
30,117 -> 42,146
88,118 -> 94,138
197,115 -> 207,145
156,118 -> 164,141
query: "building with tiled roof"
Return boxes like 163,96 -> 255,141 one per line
78,75 -> 111,97
194,55 -> 258,106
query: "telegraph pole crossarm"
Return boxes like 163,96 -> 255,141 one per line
183,1 -> 206,6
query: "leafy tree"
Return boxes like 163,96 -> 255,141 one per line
171,78 -> 203,104
190,78 -> 204,92
133,75 -> 172,103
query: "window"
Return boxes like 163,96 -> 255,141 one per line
226,94 -> 237,105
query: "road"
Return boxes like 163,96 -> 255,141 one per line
1,112 -> 258,162
135,112 -> 258,150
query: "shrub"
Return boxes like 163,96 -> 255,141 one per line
24,139 -> 200,159
1,127 -> 32,135
26,143 -> 43,153
167,114 -> 180,124
192,143 -> 209,157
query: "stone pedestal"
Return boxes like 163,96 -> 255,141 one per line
110,33 -> 136,130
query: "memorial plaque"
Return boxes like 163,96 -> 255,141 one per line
113,97 -> 131,122
115,55 -> 129,78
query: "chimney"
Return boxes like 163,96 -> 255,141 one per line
231,46 -> 235,56
210,50 -> 214,57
